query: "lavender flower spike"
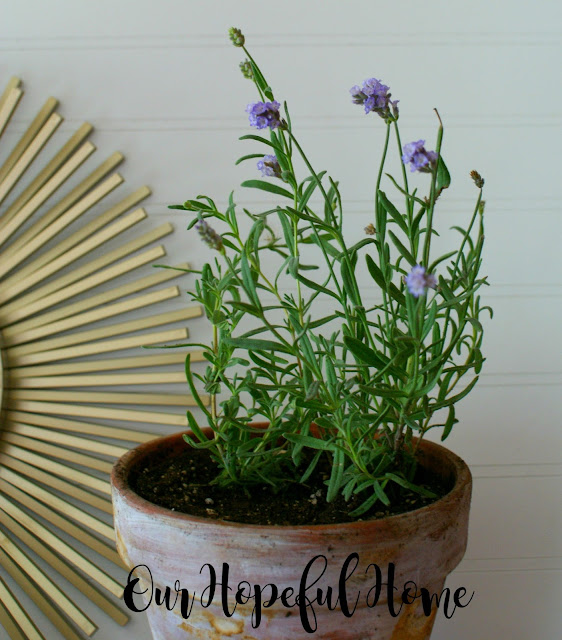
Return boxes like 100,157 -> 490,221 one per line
196,218 -> 223,252
350,78 -> 398,120
257,155 -> 282,179
405,265 -> 438,298
402,140 -> 438,173
246,101 -> 282,130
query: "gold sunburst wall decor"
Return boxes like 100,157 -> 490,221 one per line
0,76 -> 205,639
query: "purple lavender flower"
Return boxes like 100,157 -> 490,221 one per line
195,218 -> 223,252
405,265 -> 438,298
402,140 -> 438,173
350,78 -> 398,120
246,101 -> 282,130
257,154 -> 282,179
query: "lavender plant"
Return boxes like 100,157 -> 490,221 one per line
170,28 -> 490,514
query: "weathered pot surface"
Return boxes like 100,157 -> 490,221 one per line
111,430 -> 472,640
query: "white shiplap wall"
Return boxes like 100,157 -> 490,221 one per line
1,1 -> 561,638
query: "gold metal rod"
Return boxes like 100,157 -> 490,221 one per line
0,113 -> 63,212
0,76 -> 22,112
0,471 -> 115,543
0,441 -> 111,494
0,95 -> 58,185
5,327 -> 188,366
0,431 -> 114,474
0,495 -> 123,597
0,536 -> 96,638
4,410 -> 158,445
0,139 -> 94,246
0,246 -> 172,332
6,398 -> 189,426
11,372 -> 187,387
7,287 -> 180,351
0,453 -> 113,514
2,421 -> 127,457
0,573 -> 44,640
10,296 -> 199,348
9,389 -> 200,407
0,481 -> 123,571
0,223 -> 174,323
0,207 -> 146,306
0,172 -> 124,280
0,86 -> 23,139
7,349 -> 203,377
4,181 -> 147,278
0,509 -> 128,625
6,349 -> 201,380
0,122 -> 94,229
0,592 -> 28,640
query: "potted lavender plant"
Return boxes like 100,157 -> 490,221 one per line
111,28 -> 490,640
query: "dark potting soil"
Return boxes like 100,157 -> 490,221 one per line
130,447 -> 450,526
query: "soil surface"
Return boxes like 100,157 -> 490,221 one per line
131,448 -> 449,526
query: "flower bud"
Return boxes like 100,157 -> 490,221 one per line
228,27 -> 245,47
470,170 -> 485,188
195,218 -> 224,252
239,60 -> 253,80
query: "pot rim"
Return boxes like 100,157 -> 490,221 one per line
111,428 -> 471,532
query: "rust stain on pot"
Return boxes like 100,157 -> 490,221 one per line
204,610 -> 245,636
178,617 -> 255,639
390,605 -> 437,639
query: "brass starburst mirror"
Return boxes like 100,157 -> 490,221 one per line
0,76 -> 202,639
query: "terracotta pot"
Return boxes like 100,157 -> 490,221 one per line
111,429 -> 472,640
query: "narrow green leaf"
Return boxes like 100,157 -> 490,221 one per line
388,230 -> 416,266
349,481 -> 390,516
226,300 -> 263,318
436,156 -> 451,193
299,449 -> 323,483
223,336 -> 293,354
340,261 -> 359,305
358,384 -> 408,399
344,336 -> 387,369
467,317 -> 483,332
421,300 -> 438,342
276,209 -> 295,251
325,357 -> 338,395
283,433 -> 335,451
185,411 -> 210,443
298,170 -> 327,211
239,133 -> 283,151
441,406 -> 457,441
429,250 -> 457,273
433,376 -> 479,410
235,153 -> 266,166
365,254 -> 387,289
248,351 -> 288,374
384,472 -> 437,497
294,397 -> 332,411
388,282 -> 406,305
379,191 -> 409,234
240,252 -> 259,306
184,354 -> 212,419
295,273 -> 339,299
326,448 -> 345,502
241,179 -> 294,199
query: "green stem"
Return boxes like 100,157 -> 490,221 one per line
422,110 -> 445,268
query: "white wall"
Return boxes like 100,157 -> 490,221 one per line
1,1 -> 560,638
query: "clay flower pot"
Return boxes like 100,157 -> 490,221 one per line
111,430 -> 472,640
